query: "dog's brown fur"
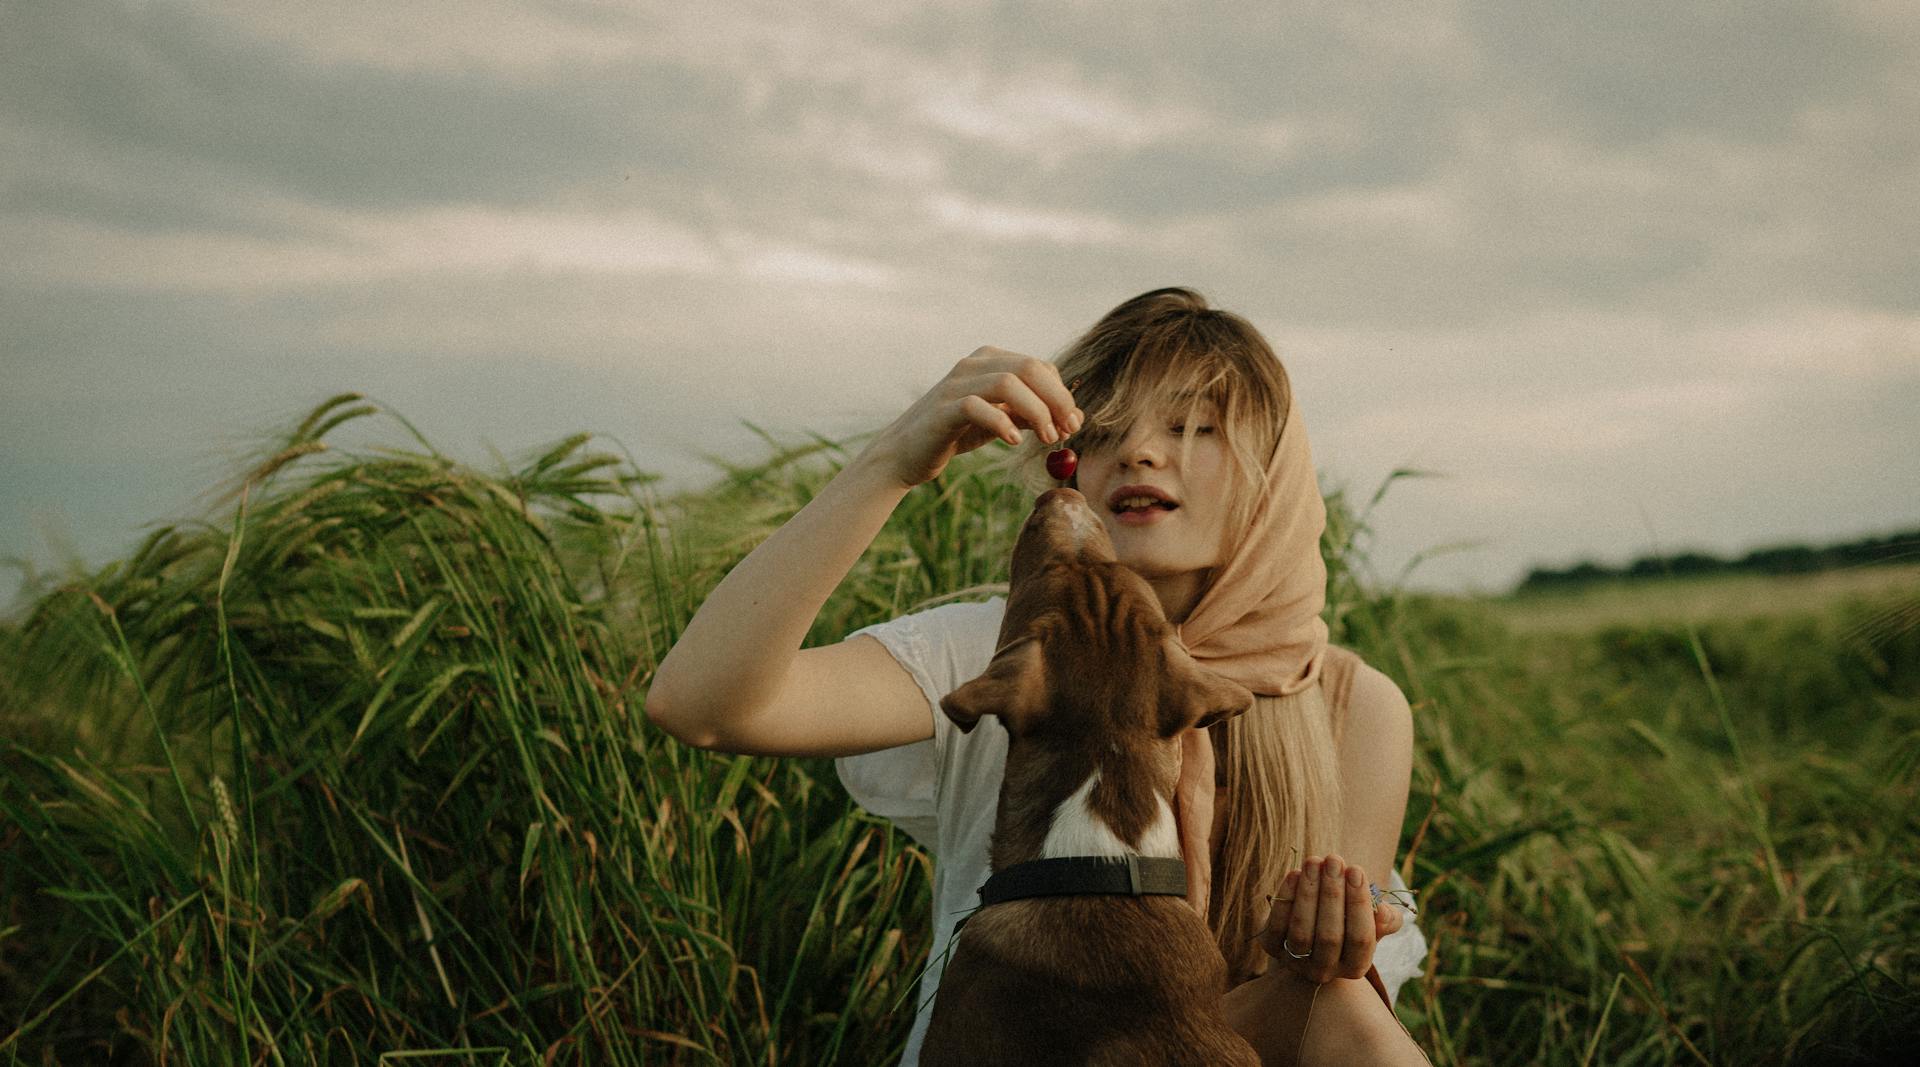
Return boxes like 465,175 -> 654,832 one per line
919,488 -> 1261,1067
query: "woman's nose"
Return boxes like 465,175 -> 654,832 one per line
1117,425 -> 1165,468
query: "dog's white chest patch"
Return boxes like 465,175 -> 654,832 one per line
1039,770 -> 1180,860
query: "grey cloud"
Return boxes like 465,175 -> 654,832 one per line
2,3 -> 762,212
3,0 -> 1916,609
1339,360 -> 1920,592
1462,0 -> 1903,144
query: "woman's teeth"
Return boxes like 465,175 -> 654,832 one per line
1114,496 -> 1175,512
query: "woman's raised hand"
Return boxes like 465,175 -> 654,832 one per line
1258,854 -> 1404,984
864,347 -> 1084,489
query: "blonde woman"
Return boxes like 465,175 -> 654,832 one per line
646,288 -> 1430,1064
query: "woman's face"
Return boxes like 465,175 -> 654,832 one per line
1073,393 -> 1234,622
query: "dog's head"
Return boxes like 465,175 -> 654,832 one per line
939,488 -> 1254,747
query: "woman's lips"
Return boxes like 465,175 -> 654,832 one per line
1114,505 -> 1175,527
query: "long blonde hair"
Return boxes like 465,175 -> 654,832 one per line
1213,688 -> 1343,980
992,287 -> 1344,981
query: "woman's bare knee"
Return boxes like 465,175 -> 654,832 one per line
1222,968 -> 1317,1066
1296,977 -> 1427,1066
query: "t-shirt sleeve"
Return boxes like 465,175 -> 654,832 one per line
832,598 -> 1004,850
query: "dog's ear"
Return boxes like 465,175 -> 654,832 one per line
941,636 -> 1045,734
1158,637 -> 1255,736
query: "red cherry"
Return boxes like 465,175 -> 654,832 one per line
1045,446 -> 1078,481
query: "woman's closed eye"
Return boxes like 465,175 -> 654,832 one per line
1171,424 -> 1215,435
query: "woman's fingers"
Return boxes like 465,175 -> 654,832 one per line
1002,351 -> 1083,437
971,370 -> 1061,442
1312,856 -> 1347,982
895,347 -> 1084,484
1288,858 -> 1322,974
1377,899 -> 1404,938
955,394 -> 1024,447
1262,856 -> 1401,981
1340,864 -> 1378,978
1259,870 -> 1299,960
875,346 -> 1088,488
958,348 -> 1082,443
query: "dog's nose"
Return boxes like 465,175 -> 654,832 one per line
1033,487 -> 1105,550
1034,487 -> 1088,520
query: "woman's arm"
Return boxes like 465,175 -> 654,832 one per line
1255,665 -> 1415,983
642,455 -> 928,756
1336,665 -> 1415,888
1226,669 -> 1427,1063
643,348 -> 1082,758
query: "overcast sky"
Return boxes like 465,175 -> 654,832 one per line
3,0 -> 1916,617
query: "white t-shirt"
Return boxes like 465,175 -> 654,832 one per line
835,596 -> 1429,1066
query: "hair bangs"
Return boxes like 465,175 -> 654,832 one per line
996,288 -> 1295,520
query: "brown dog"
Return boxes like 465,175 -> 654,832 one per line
917,487 -> 1262,1067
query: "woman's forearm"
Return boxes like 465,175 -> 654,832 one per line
642,450 -> 912,739
643,345 -> 1083,745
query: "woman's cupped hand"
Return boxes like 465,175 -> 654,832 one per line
1260,854 -> 1405,984
862,346 -> 1083,489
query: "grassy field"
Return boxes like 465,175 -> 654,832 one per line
1487,563 -> 1920,635
2,394 -> 1915,1064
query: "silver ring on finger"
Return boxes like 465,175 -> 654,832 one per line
1282,938 -> 1312,960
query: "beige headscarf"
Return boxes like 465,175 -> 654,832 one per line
1171,402 -> 1328,919
1172,403 -> 1328,698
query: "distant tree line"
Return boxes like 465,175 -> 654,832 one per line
1517,527 -> 1920,593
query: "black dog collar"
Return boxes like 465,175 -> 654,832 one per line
978,855 -> 1187,907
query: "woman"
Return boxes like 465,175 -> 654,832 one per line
646,288 -> 1430,1064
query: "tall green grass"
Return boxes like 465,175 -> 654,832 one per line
2,394 -> 1915,1063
